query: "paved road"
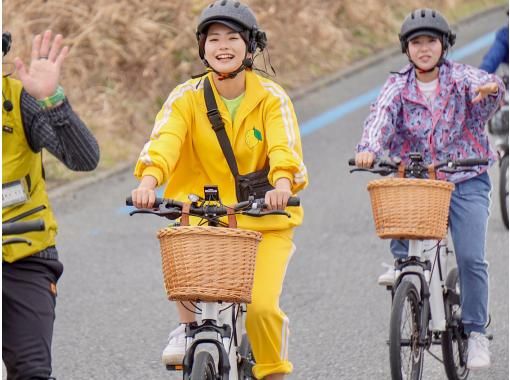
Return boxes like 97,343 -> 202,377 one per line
45,8 -> 507,380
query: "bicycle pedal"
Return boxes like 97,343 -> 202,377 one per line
166,364 -> 183,371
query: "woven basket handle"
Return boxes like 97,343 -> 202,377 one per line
226,207 -> 238,228
181,203 -> 190,226
427,165 -> 436,180
397,163 -> 405,178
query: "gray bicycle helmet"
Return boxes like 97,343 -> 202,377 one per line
399,8 -> 456,53
196,0 -> 267,61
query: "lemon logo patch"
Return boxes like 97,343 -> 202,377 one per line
245,127 -> 263,148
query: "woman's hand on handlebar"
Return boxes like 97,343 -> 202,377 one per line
265,178 -> 292,210
355,152 -> 375,168
131,175 -> 158,209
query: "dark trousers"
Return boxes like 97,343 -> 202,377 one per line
3,256 -> 63,380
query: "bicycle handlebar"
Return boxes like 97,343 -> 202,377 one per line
125,196 -> 300,220
348,156 -> 488,176
126,196 -> 300,209
2,219 -> 45,236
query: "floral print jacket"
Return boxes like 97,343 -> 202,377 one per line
357,60 -> 504,183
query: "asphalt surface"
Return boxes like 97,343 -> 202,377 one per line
33,8 -> 509,380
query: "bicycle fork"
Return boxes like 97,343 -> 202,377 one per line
395,239 -> 449,345
183,302 -> 244,380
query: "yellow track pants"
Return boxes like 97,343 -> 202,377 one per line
246,228 -> 295,379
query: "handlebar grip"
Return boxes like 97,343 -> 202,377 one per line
455,158 -> 489,167
2,219 -> 45,235
286,197 -> 300,207
348,158 -> 355,166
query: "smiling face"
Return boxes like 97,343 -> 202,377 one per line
407,35 -> 443,71
204,23 -> 248,74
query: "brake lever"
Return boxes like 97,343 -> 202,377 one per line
438,168 -> 478,174
129,208 -> 158,216
349,168 -> 371,173
243,209 -> 291,218
372,169 -> 394,176
129,207 -> 182,220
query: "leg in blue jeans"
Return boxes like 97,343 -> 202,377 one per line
390,172 -> 491,334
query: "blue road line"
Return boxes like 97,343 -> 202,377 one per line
300,31 -> 496,136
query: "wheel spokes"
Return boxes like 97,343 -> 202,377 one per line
399,294 -> 421,379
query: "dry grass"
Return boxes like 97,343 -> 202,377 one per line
2,0 -> 505,185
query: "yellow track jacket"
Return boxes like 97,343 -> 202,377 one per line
134,71 -> 308,231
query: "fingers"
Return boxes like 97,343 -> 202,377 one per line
355,152 -> 374,168
131,188 -> 156,209
279,192 -> 290,210
265,190 -> 291,210
31,34 -> 42,61
148,189 -> 156,209
39,30 -> 52,59
471,94 -> 482,104
55,45 -> 69,67
472,86 -> 483,104
13,57 -> 27,81
31,30 -> 67,64
48,33 -> 63,63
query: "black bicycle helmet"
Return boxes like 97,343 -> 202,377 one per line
195,0 -> 267,77
399,9 -> 456,53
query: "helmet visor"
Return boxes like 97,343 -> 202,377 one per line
198,19 -> 245,35
406,29 -> 443,43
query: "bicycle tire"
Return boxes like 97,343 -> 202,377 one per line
190,351 -> 217,380
238,333 -> 256,379
499,155 -> 509,229
389,279 -> 425,380
441,268 -> 469,380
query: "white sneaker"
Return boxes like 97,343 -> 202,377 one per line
467,332 -> 491,369
377,263 -> 395,286
162,324 -> 186,365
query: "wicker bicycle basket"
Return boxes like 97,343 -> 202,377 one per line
367,178 -> 455,240
157,226 -> 262,303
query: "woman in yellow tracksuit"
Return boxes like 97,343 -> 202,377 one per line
131,1 -> 307,379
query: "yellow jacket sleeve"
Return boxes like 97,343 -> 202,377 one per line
264,91 -> 308,194
133,85 -> 190,185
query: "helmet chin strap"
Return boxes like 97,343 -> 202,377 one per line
407,52 -> 445,74
206,47 -> 253,81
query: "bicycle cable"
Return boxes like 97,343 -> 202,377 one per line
228,305 -> 242,354
219,303 -> 235,313
180,301 -> 202,315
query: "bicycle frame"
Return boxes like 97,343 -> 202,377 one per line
394,237 -> 453,334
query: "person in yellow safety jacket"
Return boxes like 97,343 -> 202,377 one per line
2,30 -> 99,380
131,1 -> 308,379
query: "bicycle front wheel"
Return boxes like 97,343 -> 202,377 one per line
190,351 -> 217,380
389,279 -> 425,380
499,155 -> 509,229
441,268 -> 469,380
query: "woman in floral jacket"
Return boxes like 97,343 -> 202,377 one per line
355,8 -> 504,370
